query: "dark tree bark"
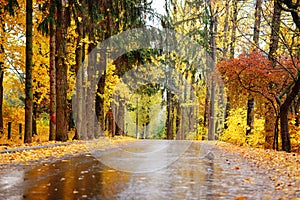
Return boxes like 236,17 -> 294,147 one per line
230,0 -> 238,59
276,0 -> 300,149
49,0 -> 56,141
0,4 -> 4,135
95,47 -> 106,133
253,0 -> 262,46
295,97 -> 300,126
0,68 -> 3,134
246,0 -> 262,137
166,90 -> 174,140
24,0 -> 33,143
176,102 -> 181,140
269,0 -> 282,66
265,0 -> 281,148
246,98 -> 254,136
278,0 -> 300,29
55,0 -> 68,141
279,76 -> 300,152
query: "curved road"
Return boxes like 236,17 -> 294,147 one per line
0,140 -> 291,199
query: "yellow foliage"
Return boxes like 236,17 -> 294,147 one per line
0,101 -> 24,144
288,119 -> 300,153
102,61 -> 119,115
220,108 -> 247,146
247,117 -> 265,148
220,108 -> 264,147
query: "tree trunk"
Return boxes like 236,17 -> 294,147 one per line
74,18 -> 84,139
166,90 -> 174,140
181,73 -> 188,140
224,96 -> 230,130
222,0 -> 230,59
189,84 -> 195,133
96,47 -> 106,133
204,87 -> 209,128
208,78 -> 216,140
253,0 -> 262,46
280,108 -> 291,152
264,104 -> 275,149
279,73 -> 300,152
145,122 -> 149,139
208,1 -> 217,140
246,98 -> 255,136
265,0 -> 281,148
32,102 -> 37,136
0,69 -> 3,134
135,97 -> 138,139
246,0 -> 262,137
230,0 -> 238,59
49,1 -> 56,141
295,97 -> 300,126
181,104 -> 186,140
81,67 -> 87,139
269,0 -> 282,66
24,0 -> 33,143
117,97 -> 125,136
176,102 -> 181,140
55,0 -> 68,141
0,13 -> 4,135
87,41 -> 96,139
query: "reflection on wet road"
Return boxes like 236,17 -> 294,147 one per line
0,140 -> 279,199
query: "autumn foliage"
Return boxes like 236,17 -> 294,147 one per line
218,50 -> 297,103
218,50 -> 300,151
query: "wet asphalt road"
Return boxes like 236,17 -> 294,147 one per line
0,140 -> 289,199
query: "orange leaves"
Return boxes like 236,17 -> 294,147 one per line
234,196 -> 247,200
217,50 -> 299,106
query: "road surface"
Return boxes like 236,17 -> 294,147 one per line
0,140 -> 292,199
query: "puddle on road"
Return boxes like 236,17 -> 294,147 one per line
0,142 -> 280,199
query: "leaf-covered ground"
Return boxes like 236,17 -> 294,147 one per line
0,137 -> 135,169
215,141 -> 300,198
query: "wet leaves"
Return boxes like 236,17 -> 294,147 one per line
234,196 -> 247,200
0,137 -> 134,167
216,141 -> 300,197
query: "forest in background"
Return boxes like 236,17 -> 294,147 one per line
0,0 -> 299,152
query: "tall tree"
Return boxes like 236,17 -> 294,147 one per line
24,0 -> 33,143
0,0 -> 20,136
230,0 -> 238,59
277,0 -> 300,152
73,4 -> 84,140
49,0 -> 56,141
55,0 -> 68,141
264,0 -> 282,149
0,64 -> 3,134
207,0 -> 218,140
269,0 -> 282,67
0,14 -> 4,134
0,5 -> 4,134
246,0 -> 262,137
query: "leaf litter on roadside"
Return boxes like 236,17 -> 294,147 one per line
216,141 -> 300,197
0,137 -> 135,167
